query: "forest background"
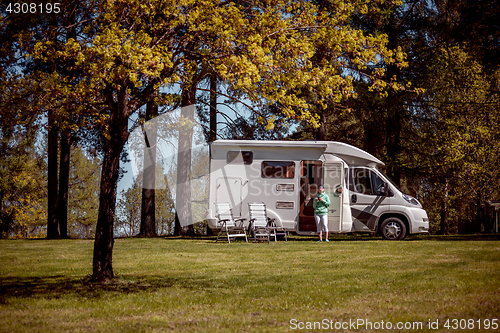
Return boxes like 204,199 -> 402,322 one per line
1,0 -> 499,279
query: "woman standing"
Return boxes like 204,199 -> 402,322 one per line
313,185 -> 330,242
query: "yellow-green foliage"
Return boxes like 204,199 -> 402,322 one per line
67,147 -> 101,239
419,45 -> 500,232
10,196 -> 47,239
30,0 -> 405,133
0,150 -> 46,239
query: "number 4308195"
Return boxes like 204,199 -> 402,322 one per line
444,319 -> 498,330
6,3 -> 61,14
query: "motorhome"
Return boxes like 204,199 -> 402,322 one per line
206,140 -> 429,240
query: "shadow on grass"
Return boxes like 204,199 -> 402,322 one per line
0,274 -> 215,303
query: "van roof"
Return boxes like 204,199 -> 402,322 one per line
212,140 -> 384,167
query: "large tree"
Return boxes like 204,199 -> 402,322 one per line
31,0 -> 403,281
401,0 -> 500,233
139,98 -> 159,237
1,1 -> 93,239
0,126 -> 46,238
421,45 -> 500,234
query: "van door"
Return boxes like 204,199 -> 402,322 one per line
323,162 -> 344,232
216,177 -> 243,216
298,160 -> 323,232
349,167 -> 390,231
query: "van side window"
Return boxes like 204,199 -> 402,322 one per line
301,161 -> 322,185
227,151 -> 253,164
353,168 -> 373,194
262,161 -> 295,178
351,168 -> 385,196
371,172 -> 386,195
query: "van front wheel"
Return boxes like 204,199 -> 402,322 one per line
380,217 -> 407,240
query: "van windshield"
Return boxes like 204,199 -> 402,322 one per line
350,167 -> 401,195
375,169 -> 402,192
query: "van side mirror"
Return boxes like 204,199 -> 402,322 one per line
381,183 -> 394,197
380,183 -> 392,197
380,186 -> 388,196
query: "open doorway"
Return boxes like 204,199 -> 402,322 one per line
299,161 -> 323,232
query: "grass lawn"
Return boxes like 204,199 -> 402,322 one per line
1,235 -> 499,332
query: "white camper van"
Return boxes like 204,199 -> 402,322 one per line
206,140 -> 429,240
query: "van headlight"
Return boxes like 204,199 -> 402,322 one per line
402,194 -> 421,206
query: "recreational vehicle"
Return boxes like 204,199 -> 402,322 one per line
206,140 -> 429,240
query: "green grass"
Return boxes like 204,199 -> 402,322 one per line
1,236 -> 499,332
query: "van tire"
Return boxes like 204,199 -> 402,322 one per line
380,217 -> 407,240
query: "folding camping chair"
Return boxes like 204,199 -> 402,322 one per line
248,202 -> 287,243
215,202 -> 248,243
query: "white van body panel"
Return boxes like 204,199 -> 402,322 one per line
207,140 -> 429,238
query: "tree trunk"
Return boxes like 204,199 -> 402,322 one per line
206,73 -> 217,236
440,177 -> 449,235
92,102 -> 130,281
140,98 -> 158,237
209,72 -> 217,142
47,109 -> 59,239
386,99 -> 402,187
58,128 -> 71,238
174,83 -> 196,236
92,152 -> 119,281
56,1 -> 76,239
315,111 -> 327,141
475,198 -> 482,233
385,12 -> 402,188
0,190 -> 6,238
